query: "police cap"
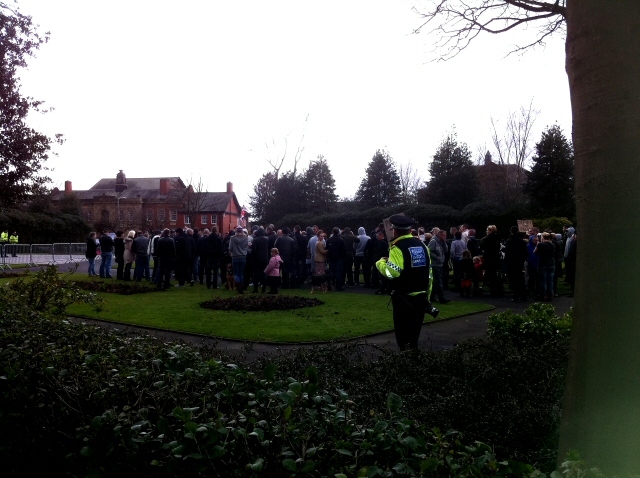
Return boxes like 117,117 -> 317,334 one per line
389,215 -> 414,230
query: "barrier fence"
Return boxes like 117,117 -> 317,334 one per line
0,243 -> 95,270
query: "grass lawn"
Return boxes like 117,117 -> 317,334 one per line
66,276 -> 494,342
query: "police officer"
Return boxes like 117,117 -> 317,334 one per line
9,231 -> 18,257
376,215 -> 438,350
0,230 -> 7,257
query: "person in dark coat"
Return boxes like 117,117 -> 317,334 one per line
155,228 -> 176,290
274,227 -> 296,289
326,227 -> 347,291
174,227 -> 196,287
196,229 -> 210,284
341,227 -> 360,287
251,227 -> 270,293
480,225 -> 503,297
504,226 -> 528,302
98,230 -> 115,279
204,226 -> 223,289
266,226 -> 278,251
85,232 -> 98,276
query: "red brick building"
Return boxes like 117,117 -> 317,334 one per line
50,170 -> 247,235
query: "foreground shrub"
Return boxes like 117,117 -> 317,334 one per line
0,274 -> 569,475
0,310 -> 547,476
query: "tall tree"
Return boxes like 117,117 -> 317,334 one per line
355,149 -> 401,208
302,155 -> 338,214
525,124 -> 574,216
398,162 -> 423,204
271,170 -> 305,221
422,133 -> 478,209
490,100 -> 539,201
248,171 -> 277,224
415,0 -> 640,473
0,4 -> 62,207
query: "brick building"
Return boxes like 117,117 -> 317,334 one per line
50,170 -> 247,235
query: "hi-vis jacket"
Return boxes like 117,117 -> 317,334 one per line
375,233 -> 433,297
0,231 -> 7,243
9,234 -> 18,244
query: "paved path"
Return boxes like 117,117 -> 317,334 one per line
2,261 -> 574,358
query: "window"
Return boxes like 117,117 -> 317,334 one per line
87,211 -> 94,221
158,210 -> 165,221
128,211 -> 134,223
201,215 -> 207,225
118,210 -> 124,221
146,210 -> 153,222
170,210 -> 177,222
211,215 -> 217,225
184,215 -> 191,225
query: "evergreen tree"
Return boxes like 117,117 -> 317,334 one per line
271,170 -> 305,221
422,133 -> 478,209
302,155 -> 338,214
248,172 -> 277,224
355,150 -> 401,208
525,124 -> 575,217
0,6 -> 63,207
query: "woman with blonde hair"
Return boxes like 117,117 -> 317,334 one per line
123,230 -> 136,281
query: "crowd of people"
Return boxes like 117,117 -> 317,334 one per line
83,221 -> 577,301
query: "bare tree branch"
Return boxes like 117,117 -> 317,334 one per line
412,0 -> 566,60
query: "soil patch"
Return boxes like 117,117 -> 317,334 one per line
200,295 -> 324,312
74,281 -> 159,295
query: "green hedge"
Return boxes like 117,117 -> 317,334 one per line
0,207 -> 90,243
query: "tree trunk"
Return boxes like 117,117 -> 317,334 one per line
559,1 -> 640,473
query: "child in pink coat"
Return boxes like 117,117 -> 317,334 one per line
264,248 -> 283,294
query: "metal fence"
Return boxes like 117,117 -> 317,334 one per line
0,243 -> 96,269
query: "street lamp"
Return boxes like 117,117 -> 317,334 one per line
116,196 -> 125,228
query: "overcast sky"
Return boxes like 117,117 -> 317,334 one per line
16,0 -> 571,208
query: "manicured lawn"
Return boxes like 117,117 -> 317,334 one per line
66,277 -> 494,342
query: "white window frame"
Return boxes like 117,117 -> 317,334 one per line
146,210 -> 153,222
169,210 -> 177,222
158,210 -> 165,221
211,215 -> 217,225
184,214 -> 191,225
201,214 -> 208,225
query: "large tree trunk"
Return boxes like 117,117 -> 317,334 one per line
559,1 -> 640,473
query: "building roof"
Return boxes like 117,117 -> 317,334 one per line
89,177 -> 185,192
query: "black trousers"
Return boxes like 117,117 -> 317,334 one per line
508,266 -> 526,300
392,293 -> 427,350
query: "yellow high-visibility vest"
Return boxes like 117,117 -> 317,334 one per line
9,235 -> 18,244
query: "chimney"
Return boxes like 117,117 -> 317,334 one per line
160,178 -> 170,195
227,181 -> 233,194
65,181 -> 72,195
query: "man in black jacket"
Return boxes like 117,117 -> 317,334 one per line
275,227 -> 296,289
174,227 -> 196,287
155,228 -> 176,290
99,230 -> 115,279
504,226 -> 528,302
204,226 -> 223,289
251,227 -> 270,293
326,227 -> 347,291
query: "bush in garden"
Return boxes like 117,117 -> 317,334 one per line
487,302 -> 572,345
